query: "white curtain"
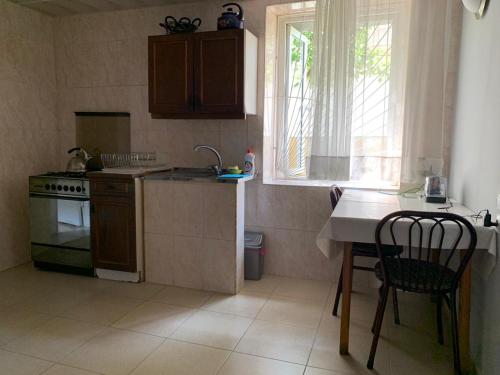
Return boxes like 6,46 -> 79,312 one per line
308,0 -> 357,180
308,0 -> 461,186
399,0 -> 462,188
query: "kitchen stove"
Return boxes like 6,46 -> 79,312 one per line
29,172 -> 93,275
30,172 -> 89,198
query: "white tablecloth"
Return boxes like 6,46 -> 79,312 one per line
316,190 -> 498,278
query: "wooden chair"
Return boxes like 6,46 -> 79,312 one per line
329,185 -> 402,322
367,210 -> 477,375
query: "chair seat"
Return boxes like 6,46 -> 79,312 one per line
352,242 -> 403,258
375,259 -> 456,292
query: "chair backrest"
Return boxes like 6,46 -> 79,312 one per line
375,210 -> 477,293
329,185 -> 343,211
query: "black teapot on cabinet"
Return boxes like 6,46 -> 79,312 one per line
217,3 -> 244,30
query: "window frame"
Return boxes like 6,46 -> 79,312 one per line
274,12 -> 315,181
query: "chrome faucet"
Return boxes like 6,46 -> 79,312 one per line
193,145 -> 223,175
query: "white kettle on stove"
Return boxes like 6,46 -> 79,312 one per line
66,147 -> 91,173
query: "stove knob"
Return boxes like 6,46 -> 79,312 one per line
76,186 -> 81,192
70,186 -> 75,192
45,184 -> 50,190
51,184 -> 56,190
63,186 -> 69,191
82,187 -> 86,192
57,185 -> 62,191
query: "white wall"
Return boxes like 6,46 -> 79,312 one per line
449,1 -> 500,374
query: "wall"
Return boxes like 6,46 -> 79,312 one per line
449,1 -> 500,374
0,0 -> 59,271
54,0 -> 339,281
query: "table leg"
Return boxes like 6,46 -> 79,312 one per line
340,241 -> 353,355
459,249 -> 472,373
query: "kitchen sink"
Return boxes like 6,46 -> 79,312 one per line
155,167 -> 217,181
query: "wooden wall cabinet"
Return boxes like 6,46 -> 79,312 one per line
90,177 -> 137,273
149,29 -> 257,119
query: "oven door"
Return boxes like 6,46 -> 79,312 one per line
29,193 -> 92,269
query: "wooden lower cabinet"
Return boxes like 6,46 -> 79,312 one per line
90,178 -> 137,272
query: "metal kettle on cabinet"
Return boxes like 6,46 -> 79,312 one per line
217,3 -> 244,30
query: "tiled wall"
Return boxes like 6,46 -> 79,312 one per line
0,1 -> 59,271
144,180 -> 244,293
53,0 -> 339,281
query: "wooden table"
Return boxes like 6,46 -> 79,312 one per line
316,190 -> 497,373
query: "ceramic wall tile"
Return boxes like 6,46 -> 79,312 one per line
202,184 -> 236,241
173,235 -> 204,290
219,120 -> 248,167
245,226 -> 337,281
144,181 -> 175,235
0,1 -> 58,271
173,183 -> 204,238
305,187 -> 332,232
202,239 -> 236,293
144,233 -> 174,285
272,185 -> 308,230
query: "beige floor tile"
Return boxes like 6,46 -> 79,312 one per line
61,328 -> 164,375
95,280 -> 164,300
0,349 -> 52,375
151,286 -> 212,308
390,344 -> 454,375
388,323 -> 454,375
304,367 -> 340,375
4,317 -> 106,362
171,310 -> 252,350
241,275 -> 282,296
201,291 -> 268,318
130,339 -> 230,375
217,352 -> 305,375
56,293 -> 143,326
0,306 -> 52,346
113,302 -> 194,337
0,281 -> 46,307
17,285 -> 96,316
0,258 -> 461,375
235,319 -> 316,365
308,326 -> 391,375
257,296 -> 323,328
273,278 -> 332,303
43,364 -> 101,375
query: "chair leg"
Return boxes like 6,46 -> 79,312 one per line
332,267 -> 343,316
450,291 -> 461,375
371,285 -> 383,333
436,294 -> 444,345
392,287 -> 400,325
367,285 -> 389,369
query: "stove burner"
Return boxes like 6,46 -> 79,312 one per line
43,171 -> 87,179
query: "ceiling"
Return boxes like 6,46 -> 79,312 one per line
9,0 -> 205,17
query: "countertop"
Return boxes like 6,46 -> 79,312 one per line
145,172 -> 254,184
87,166 -> 170,179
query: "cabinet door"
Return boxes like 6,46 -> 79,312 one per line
149,34 -> 194,114
91,195 -> 136,272
194,30 -> 244,115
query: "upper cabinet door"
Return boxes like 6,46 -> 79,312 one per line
194,30 -> 244,116
149,34 -> 194,114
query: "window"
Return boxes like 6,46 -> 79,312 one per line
265,2 -> 406,188
275,14 -> 315,178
